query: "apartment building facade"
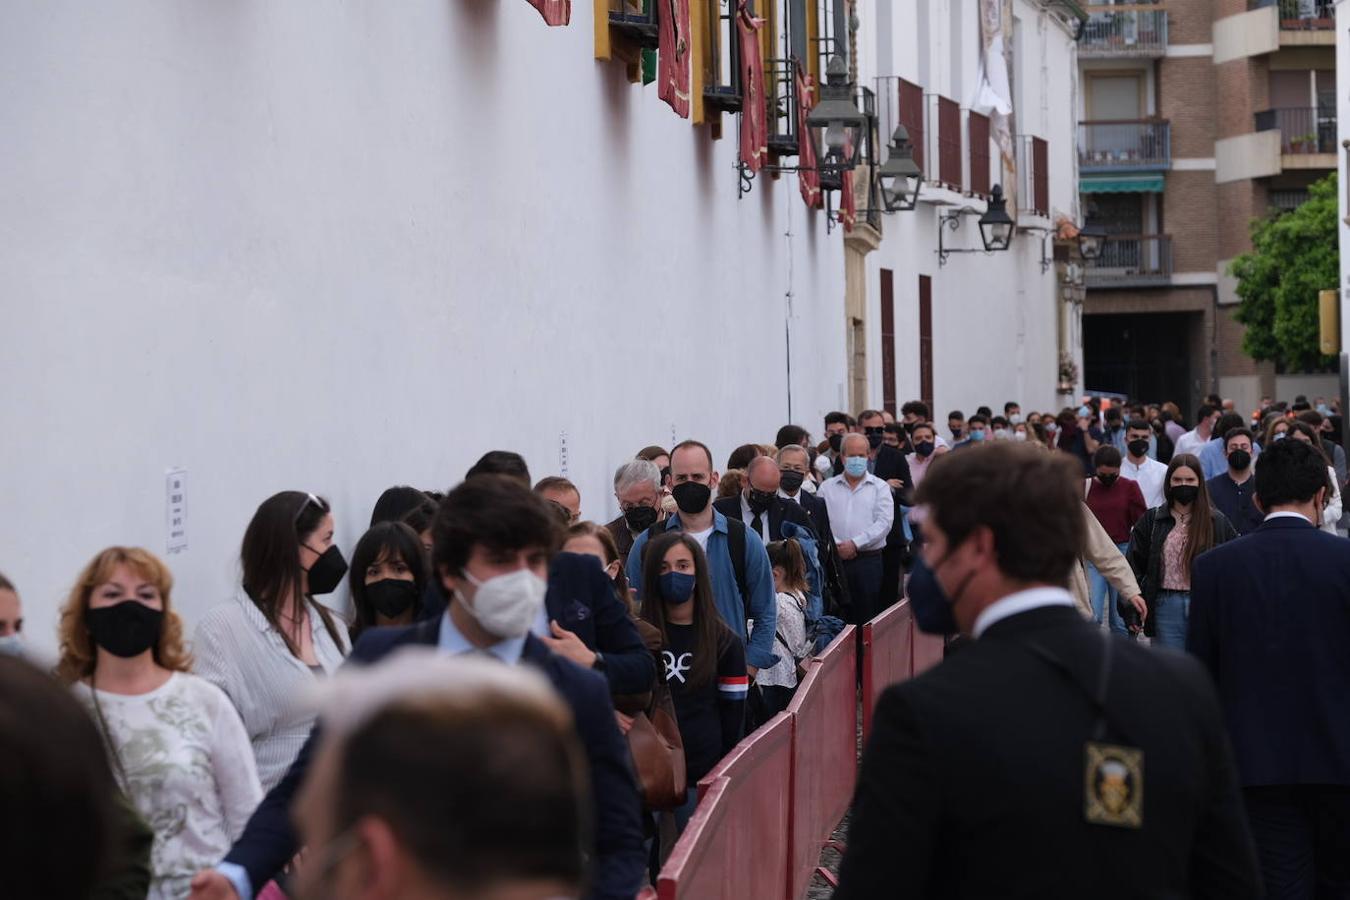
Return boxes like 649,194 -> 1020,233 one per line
1079,0 -> 1336,415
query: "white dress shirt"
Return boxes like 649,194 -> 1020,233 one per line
972,586 -> 1077,638
1120,454 -> 1168,508
1173,428 -> 1207,458
818,472 -> 894,552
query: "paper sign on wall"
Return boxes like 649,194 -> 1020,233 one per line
559,431 -> 569,478
166,468 -> 187,554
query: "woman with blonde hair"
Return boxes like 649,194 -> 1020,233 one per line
59,547 -> 261,900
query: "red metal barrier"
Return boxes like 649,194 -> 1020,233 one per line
861,600 -> 914,741
912,626 -> 946,676
657,712 -> 794,900
786,626 -> 858,900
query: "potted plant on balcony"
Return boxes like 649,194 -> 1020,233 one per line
1290,133 -> 1317,154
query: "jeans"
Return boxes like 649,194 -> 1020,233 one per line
1087,542 -> 1132,636
1152,589 -> 1190,649
673,786 -> 700,834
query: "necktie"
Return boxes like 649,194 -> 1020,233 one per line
751,512 -> 764,538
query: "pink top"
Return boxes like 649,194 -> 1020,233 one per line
1161,509 -> 1192,590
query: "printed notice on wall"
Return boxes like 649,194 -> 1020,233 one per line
166,468 -> 188,554
559,431 -> 569,478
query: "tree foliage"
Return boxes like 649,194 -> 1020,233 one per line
1231,174 -> 1339,372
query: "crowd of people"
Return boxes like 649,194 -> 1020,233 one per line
2,390 -> 1348,899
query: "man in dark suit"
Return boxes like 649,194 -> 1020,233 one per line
774,442 -> 850,617
713,456 -> 818,546
835,442 -> 1260,899
1189,438 -> 1350,898
191,476 -> 646,900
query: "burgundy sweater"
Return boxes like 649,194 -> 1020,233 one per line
1086,476 -> 1148,544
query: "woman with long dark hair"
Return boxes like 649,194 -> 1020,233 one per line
347,521 -> 428,642
1126,454 -> 1237,648
194,491 -> 350,791
59,547 -> 261,899
639,531 -> 746,831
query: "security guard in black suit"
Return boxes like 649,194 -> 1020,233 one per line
835,442 -> 1261,899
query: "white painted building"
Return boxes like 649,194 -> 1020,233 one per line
0,2 -> 847,652
851,0 -> 1084,426
1339,0 -> 1350,390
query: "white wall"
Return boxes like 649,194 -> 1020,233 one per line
0,1 -> 845,653
1338,0 -> 1350,357
855,0 -> 1076,421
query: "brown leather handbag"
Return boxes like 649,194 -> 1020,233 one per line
627,680 -> 687,810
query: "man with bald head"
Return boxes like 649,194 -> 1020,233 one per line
818,433 -> 896,622
714,455 -> 818,546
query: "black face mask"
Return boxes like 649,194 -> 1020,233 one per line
779,470 -> 806,493
1127,439 -> 1150,458
915,441 -> 935,458
866,433 -> 884,450
1171,485 -> 1200,507
305,545 -> 349,596
1228,449 -> 1252,471
1098,473 -> 1119,488
623,504 -> 660,533
747,488 -> 775,514
671,481 -> 712,515
827,433 -> 844,453
87,601 -> 164,658
365,578 -> 419,619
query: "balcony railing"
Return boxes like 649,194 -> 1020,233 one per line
1249,0 -> 1335,29
1080,6 -> 1168,57
1078,120 -> 1172,171
608,0 -> 659,47
1016,135 -> 1049,217
1084,234 -> 1174,287
967,110 -> 991,198
1254,107 -> 1337,154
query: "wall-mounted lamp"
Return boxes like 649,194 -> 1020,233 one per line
876,126 -> 922,212
938,184 -> 1014,267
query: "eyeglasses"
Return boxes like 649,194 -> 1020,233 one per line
863,427 -> 885,436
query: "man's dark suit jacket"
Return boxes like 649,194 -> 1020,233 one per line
1189,516 -> 1350,787
223,619 -> 647,900
795,489 -> 851,614
835,605 -> 1261,899
713,493 -> 817,543
417,553 -> 652,696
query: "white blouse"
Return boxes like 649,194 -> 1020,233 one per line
76,673 -> 262,900
754,590 -> 810,689
192,594 -> 349,793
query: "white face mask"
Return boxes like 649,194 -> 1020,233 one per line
1009,414 -> 1024,425
0,633 -> 24,657
458,568 -> 547,639
1012,431 -> 1027,442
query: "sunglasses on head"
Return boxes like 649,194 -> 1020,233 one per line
293,492 -> 325,524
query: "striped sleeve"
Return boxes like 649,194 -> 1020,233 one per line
717,673 -> 750,699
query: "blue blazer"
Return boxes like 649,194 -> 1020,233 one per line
418,553 -> 655,697
1189,516 -> 1350,787
223,619 -> 647,900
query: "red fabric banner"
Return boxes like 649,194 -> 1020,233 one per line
795,65 -> 822,209
658,0 -> 692,118
736,1 -> 767,173
526,0 -> 570,26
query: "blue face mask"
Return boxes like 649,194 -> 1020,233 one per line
906,547 -> 977,636
969,429 -> 986,443
844,456 -> 869,478
0,634 -> 23,657
659,571 -> 696,605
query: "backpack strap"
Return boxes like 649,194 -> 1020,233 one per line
725,516 -> 750,609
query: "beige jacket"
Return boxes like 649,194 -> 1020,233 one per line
1067,503 -> 1140,618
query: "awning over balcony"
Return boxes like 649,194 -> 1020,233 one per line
1080,174 -> 1165,193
